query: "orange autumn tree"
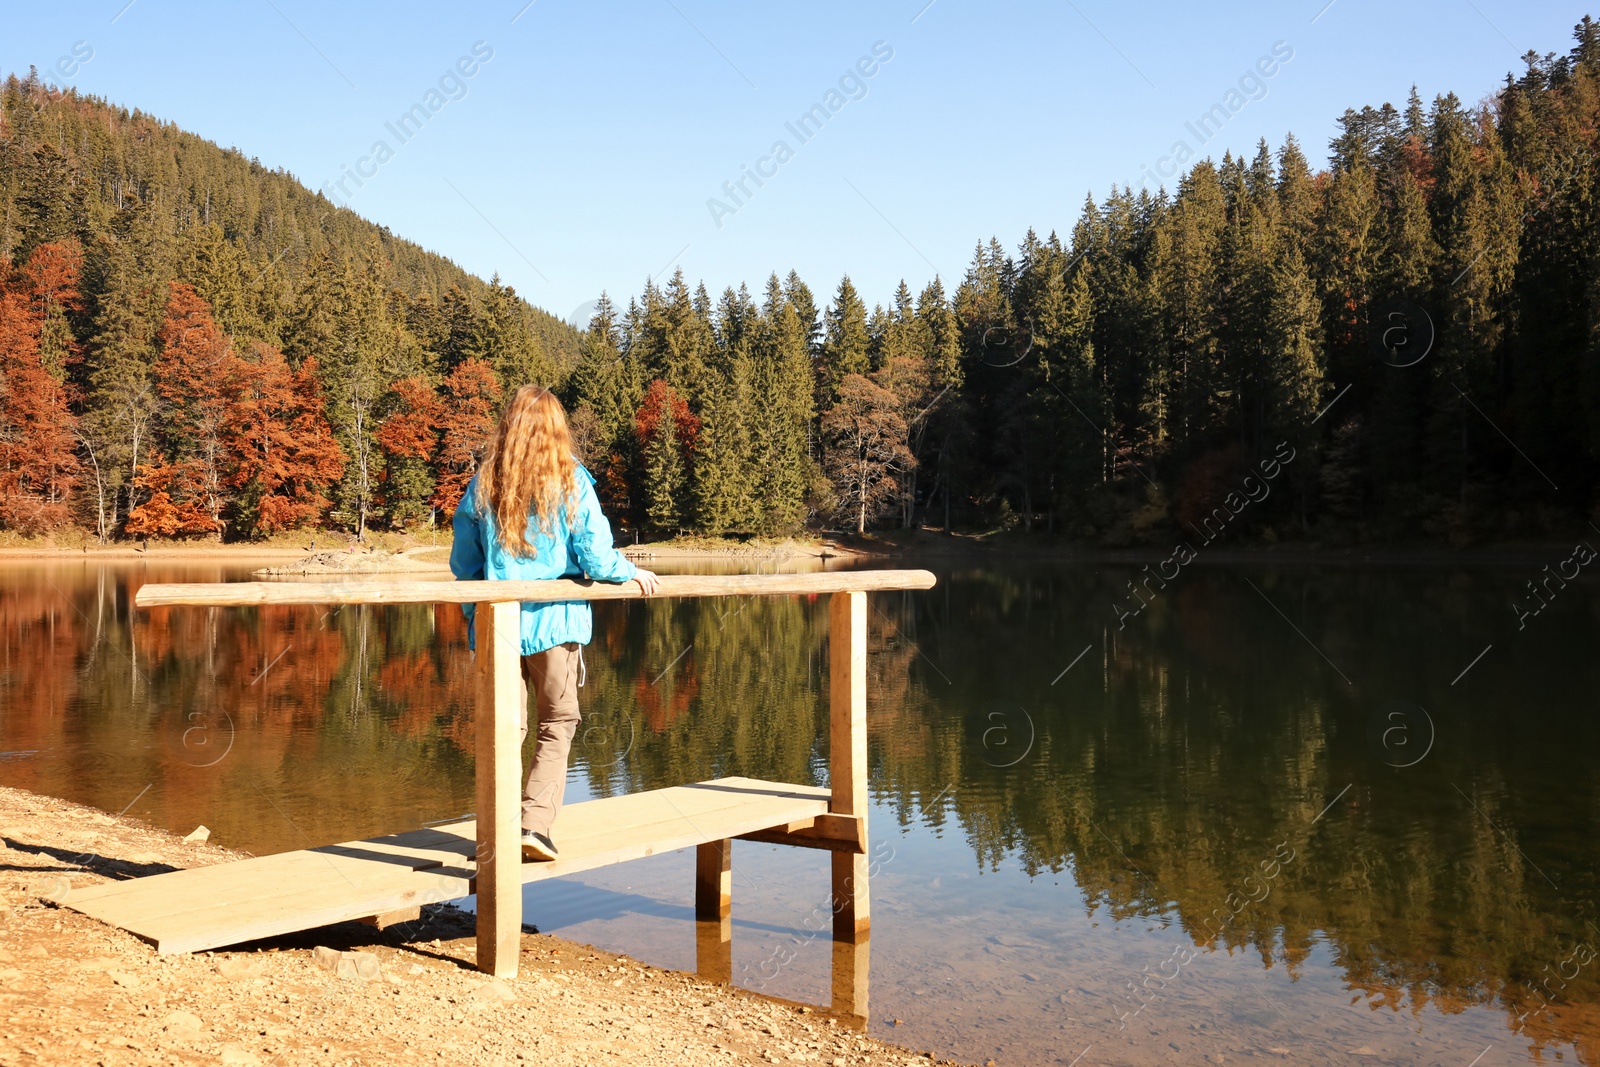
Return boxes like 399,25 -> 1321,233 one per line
122,455 -> 198,537
376,375 -> 444,527
0,242 -> 83,532
226,343 -> 346,536
431,358 -> 501,515
127,283 -> 231,537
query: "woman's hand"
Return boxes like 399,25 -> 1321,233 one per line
634,568 -> 661,596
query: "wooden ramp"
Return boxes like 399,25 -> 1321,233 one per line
64,776 -> 829,956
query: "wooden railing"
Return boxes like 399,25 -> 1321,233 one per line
134,570 -> 937,981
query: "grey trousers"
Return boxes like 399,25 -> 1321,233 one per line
518,642 -> 584,836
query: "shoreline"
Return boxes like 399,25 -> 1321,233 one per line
1,529 -> 1592,568
0,783 -> 963,1067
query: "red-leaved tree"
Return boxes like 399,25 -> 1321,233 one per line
376,375 -> 444,527
0,242 -> 83,532
124,454 -> 211,536
226,344 -> 346,536
130,283 -> 231,536
432,359 -> 501,515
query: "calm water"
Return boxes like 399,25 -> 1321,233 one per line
2,556 -> 1598,1066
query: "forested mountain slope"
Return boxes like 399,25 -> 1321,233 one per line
4,17 -> 1600,544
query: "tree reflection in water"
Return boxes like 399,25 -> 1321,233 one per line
1,560 -> 1596,1062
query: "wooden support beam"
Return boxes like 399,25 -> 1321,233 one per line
695,839 -> 732,921
134,570 -> 937,609
694,838 -> 733,984
829,591 -> 870,941
737,813 -> 866,853
356,907 -> 421,930
474,600 -> 523,978
832,852 -> 870,941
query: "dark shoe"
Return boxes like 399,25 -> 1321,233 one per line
520,831 -> 558,862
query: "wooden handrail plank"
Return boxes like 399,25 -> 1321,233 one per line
132,569 -> 936,608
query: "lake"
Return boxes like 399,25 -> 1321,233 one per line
1,555 -> 1596,1065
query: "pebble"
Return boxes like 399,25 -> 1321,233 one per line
107,969 -> 141,990
161,1009 -> 204,1033
311,945 -> 381,981
216,956 -> 267,980
470,981 -> 517,1005
341,954 -> 379,981
182,825 -> 211,844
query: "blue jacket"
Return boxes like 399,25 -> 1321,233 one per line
450,464 -> 639,655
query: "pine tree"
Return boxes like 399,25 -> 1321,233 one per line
637,379 -> 698,532
1156,161 -> 1227,455
913,277 -> 965,530
181,223 -> 260,339
469,276 -> 552,389
783,270 -> 820,356
749,281 -> 818,532
693,287 -> 758,534
1266,245 -> 1327,449
570,293 -> 643,517
82,199 -> 168,526
657,271 -> 715,403
1426,91 -> 1520,507
15,143 -> 80,256
819,276 -> 871,404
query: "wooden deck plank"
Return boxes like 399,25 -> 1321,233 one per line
81,869 -> 474,956
62,777 -> 828,955
64,832 -> 464,911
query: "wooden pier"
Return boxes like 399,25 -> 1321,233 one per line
63,570 -> 934,1015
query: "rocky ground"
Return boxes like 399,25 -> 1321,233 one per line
0,786 -> 967,1067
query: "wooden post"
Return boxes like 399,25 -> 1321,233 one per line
695,915 -> 733,984
831,930 -> 870,1024
829,592 -> 869,942
695,839 -> 732,921
691,838 -> 732,979
474,600 -> 523,978
695,838 -> 734,985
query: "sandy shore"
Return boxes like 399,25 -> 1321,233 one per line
0,536 -> 871,566
0,786 -> 962,1067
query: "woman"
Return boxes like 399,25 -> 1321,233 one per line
451,385 -> 660,862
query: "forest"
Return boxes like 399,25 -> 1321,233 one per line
2,16 -> 1599,544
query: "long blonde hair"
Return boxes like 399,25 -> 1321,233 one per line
475,385 -> 580,559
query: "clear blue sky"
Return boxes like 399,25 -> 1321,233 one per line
2,1 -> 1583,325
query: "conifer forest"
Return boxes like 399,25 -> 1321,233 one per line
3,17 -> 1600,545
